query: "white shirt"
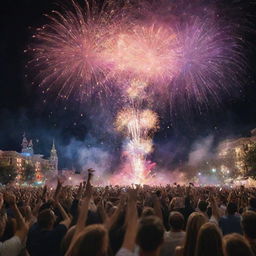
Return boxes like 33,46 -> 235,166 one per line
0,236 -> 23,256
161,231 -> 185,256
116,247 -> 137,256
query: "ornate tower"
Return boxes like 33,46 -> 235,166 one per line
50,140 -> 58,172
27,140 -> 34,155
21,133 -> 28,153
21,134 -> 34,156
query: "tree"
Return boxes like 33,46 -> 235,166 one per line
243,143 -> 256,177
0,163 -> 17,185
22,163 -> 35,183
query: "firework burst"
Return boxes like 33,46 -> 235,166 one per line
27,0 -> 250,184
27,0 -> 130,101
108,22 -> 180,84
171,16 -> 246,109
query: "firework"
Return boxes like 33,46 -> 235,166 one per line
28,0 -> 248,184
27,0 -> 130,100
171,16 -> 246,109
115,108 -> 159,135
115,106 -> 159,184
126,79 -> 148,99
108,23 -> 180,84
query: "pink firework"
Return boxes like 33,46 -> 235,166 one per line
170,16 -> 246,110
107,22 -> 180,84
27,0 -> 130,101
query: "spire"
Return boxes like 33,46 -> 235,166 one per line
52,139 -> 55,150
51,139 -> 56,153
21,133 -> 28,152
50,139 -> 58,172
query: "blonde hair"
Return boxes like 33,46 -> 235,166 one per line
195,222 -> 224,256
70,224 -> 108,256
183,212 -> 207,256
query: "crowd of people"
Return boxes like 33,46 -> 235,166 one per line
0,170 -> 256,256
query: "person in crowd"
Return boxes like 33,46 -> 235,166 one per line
116,189 -> 165,256
241,211 -> 256,254
67,224 -> 108,256
161,211 -> 185,256
219,202 -> 242,235
0,193 -> 28,256
197,200 -> 208,218
223,233 -> 254,256
1,174 -> 256,256
195,222 -> 224,256
27,180 -> 71,256
175,212 -> 207,256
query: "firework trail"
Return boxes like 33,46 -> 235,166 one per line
28,0 -> 248,184
115,106 -> 159,183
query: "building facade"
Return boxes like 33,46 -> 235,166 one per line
218,129 -> 256,176
0,134 -> 58,184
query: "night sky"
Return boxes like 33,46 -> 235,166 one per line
0,0 -> 256,172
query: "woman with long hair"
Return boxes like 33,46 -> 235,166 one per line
68,224 -> 109,256
195,222 -> 224,256
175,212 -> 207,256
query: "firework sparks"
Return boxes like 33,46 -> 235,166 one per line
28,0 -> 249,184
108,23 -> 180,83
171,16 -> 246,109
115,106 -> 159,184
27,0 -> 129,100
115,108 -> 159,135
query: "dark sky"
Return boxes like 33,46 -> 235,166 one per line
0,0 -> 256,171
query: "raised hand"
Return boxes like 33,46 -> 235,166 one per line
75,182 -> 83,200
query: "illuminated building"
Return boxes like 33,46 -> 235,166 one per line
218,128 -> 256,176
0,134 -> 59,184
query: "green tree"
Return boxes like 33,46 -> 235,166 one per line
0,163 -> 17,185
243,143 -> 256,177
22,163 -> 35,183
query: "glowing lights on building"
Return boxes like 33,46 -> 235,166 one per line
0,134 -> 58,185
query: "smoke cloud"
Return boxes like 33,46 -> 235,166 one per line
188,135 -> 214,166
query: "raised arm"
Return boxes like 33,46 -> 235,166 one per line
5,193 -> 28,242
105,193 -> 126,229
65,170 -> 93,256
55,199 -> 72,229
209,194 -> 220,221
122,189 -> 138,251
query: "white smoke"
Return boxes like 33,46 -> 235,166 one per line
64,135 -> 112,175
188,135 -> 214,166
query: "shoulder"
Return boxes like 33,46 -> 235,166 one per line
116,248 -> 137,256
0,236 -> 23,256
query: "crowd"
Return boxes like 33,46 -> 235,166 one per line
0,170 -> 256,256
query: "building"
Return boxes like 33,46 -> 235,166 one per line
218,129 -> 256,176
0,134 -> 59,184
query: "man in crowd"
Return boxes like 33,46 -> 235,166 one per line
219,202 -> 242,235
161,212 -> 185,256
